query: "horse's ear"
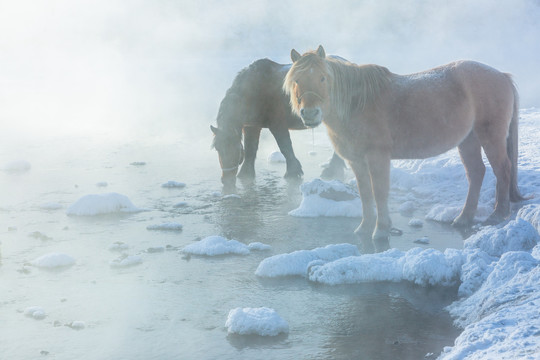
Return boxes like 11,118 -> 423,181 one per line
316,45 -> 326,59
291,49 -> 301,63
210,125 -> 219,135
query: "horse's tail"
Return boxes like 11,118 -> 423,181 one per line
507,78 -> 525,202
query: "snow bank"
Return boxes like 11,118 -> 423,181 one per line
443,251 -> 540,359
256,214 -> 540,358
31,253 -> 75,269
517,204 -> 540,234
289,179 -> 362,217
66,193 -> 143,216
182,236 -> 270,256
146,222 -> 183,231
255,244 -> 360,278
225,307 -> 289,336
463,219 -> 539,257
307,247 -> 463,286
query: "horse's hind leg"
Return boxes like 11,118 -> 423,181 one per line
321,152 -> 346,180
269,126 -> 303,179
238,126 -> 261,179
480,133 -> 512,224
453,132 -> 486,227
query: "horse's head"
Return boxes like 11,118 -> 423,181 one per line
284,45 -> 330,128
211,125 -> 244,193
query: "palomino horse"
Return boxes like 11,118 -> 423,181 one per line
211,58 -> 345,194
284,46 -> 523,252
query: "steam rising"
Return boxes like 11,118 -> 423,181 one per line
1,0 -> 539,142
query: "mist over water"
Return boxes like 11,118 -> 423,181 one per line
1,1 -> 540,359
1,0 -> 539,143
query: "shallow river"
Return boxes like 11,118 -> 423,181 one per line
0,130 -> 463,359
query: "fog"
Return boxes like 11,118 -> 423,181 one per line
1,0 -> 540,143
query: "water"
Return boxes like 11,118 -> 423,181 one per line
0,130 -> 462,359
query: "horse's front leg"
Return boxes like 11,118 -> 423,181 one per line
269,126 -> 303,179
366,151 -> 392,251
350,159 -> 376,253
238,126 -> 261,179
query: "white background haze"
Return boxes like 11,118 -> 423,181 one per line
1,0 -> 540,143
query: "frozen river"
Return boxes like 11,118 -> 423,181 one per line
1,130 -> 463,359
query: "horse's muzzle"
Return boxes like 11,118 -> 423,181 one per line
300,107 -> 322,128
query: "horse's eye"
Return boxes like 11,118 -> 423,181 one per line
321,76 -> 326,82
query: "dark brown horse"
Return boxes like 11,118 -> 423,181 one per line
211,58 -> 345,194
284,46 -> 524,252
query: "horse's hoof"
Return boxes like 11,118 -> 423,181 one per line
452,214 -> 474,228
484,212 -> 507,226
284,171 -> 303,179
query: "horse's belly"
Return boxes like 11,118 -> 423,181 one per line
391,128 -> 468,159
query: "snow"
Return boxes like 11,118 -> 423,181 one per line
288,179 -> 363,217
66,192 -> 143,216
30,252 -> 75,269
263,110 -> 540,358
255,244 -> 360,277
181,235 -> 270,256
24,306 -> 47,320
225,307 -> 289,336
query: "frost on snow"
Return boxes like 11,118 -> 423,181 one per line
226,307 -> 289,336
289,179 -> 363,217
66,193 -> 143,216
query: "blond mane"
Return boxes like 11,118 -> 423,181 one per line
284,52 -> 392,120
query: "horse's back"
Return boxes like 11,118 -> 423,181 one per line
384,60 -> 515,159
225,59 -> 304,130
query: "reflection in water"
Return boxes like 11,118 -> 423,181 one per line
318,284 -> 461,360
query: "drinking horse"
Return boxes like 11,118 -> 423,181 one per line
211,58 -> 345,194
284,46 -> 523,252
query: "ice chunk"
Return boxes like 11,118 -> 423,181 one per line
226,307 -> 289,336
66,193 -> 143,216
289,179 -> 362,217
31,253 -> 75,269
182,236 -> 250,256
24,306 -> 46,320
267,151 -> 286,163
255,243 -> 360,278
